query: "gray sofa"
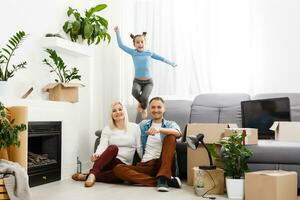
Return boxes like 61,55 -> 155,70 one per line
94,93 -> 300,189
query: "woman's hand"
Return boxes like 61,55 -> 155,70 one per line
114,26 -> 119,32
90,153 -> 99,162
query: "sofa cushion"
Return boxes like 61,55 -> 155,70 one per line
190,93 -> 250,127
248,140 -> 300,164
252,93 -> 300,121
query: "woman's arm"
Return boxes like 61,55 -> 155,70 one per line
95,127 -> 110,156
135,126 -> 143,159
151,52 -> 177,67
115,26 -> 134,54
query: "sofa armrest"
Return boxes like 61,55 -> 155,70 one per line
95,130 -> 102,137
94,130 -> 102,153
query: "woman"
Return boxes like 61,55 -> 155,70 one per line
72,101 -> 142,187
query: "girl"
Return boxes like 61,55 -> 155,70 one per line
72,101 -> 142,187
114,26 -> 177,119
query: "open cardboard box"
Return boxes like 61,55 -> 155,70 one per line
43,83 -> 84,103
186,123 -> 237,185
223,128 -> 258,145
270,121 -> 300,142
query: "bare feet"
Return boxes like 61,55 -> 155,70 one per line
141,109 -> 148,119
85,174 -> 96,187
71,173 -> 87,181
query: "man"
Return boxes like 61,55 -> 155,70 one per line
113,97 -> 182,192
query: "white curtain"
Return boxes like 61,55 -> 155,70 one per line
118,0 -> 252,104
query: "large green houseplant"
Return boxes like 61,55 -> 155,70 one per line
219,133 -> 253,199
0,31 -> 27,81
63,4 -> 111,45
0,102 -> 26,159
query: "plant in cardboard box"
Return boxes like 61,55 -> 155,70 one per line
0,102 -> 26,160
0,31 -> 27,96
63,4 -> 111,45
43,48 -> 81,83
42,48 -> 83,103
219,133 -> 253,199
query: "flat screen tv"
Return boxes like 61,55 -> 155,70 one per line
241,97 -> 291,139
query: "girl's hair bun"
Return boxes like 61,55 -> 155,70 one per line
130,34 -> 135,39
142,32 -> 147,37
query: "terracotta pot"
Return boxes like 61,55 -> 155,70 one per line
0,148 -> 9,160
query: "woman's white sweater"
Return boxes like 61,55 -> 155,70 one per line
95,122 -> 142,165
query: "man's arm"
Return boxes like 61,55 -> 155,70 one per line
146,125 -> 181,138
159,127 -> 181,138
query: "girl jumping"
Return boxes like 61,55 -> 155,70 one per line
114,26 -> 177,119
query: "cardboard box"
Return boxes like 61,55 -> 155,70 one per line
245,170 -> 297,200
186,123 -> 237,185
186,123 -> 238,144
193,167 -> 224,195
270,121 -> 300,142
223,128 -> 258,145
43,83 -> 84,103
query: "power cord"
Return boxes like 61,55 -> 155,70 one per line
201,170 -> 217,200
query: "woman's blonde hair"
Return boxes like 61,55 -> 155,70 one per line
109,101 -> 129,131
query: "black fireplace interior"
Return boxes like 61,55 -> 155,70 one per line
28,121 -> 61,187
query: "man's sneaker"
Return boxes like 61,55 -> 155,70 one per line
167,176 -> 182,188
157,176 -> 169,192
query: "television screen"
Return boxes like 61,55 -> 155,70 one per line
241,97 -> 291,139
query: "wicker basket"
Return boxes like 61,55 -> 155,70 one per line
0,179 -> 9,200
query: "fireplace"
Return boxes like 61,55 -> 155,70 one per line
28,121 -> 61,187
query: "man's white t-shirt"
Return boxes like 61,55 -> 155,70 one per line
141,122 -> 162,163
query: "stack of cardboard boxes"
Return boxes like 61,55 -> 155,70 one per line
186,122 -> 298,199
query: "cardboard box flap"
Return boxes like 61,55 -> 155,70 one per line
43,83 -> 85,92
253,170 -> 296,177
228,123 -> 238,128
270,121 -> 279,131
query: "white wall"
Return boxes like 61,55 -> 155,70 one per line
0,0 -> 114,179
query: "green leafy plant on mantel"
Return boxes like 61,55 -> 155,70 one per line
42,48 -> 81,83
219,133 -> 254,179
63,4 -> 111,45
0,102 -> 26,149
0,31 -> 27,81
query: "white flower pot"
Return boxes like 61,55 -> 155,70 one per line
226,177 -> 244,200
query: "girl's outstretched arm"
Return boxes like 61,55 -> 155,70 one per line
151,52 -> 177,67
114,26 -> 134,55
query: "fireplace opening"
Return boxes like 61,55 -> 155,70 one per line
28,121 -> 61,187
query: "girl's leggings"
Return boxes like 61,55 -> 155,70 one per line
131,78 -> 153,109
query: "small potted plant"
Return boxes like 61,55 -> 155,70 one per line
194,178 -> 205,196
0,102 -> 26,160
42,48 -> 83,103
0,31 -> 27,96
63,3 -> 111,45
219,133 -> 253,199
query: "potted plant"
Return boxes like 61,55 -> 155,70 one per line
0,102 -> 26,160
63,3 -> 111,45
0,31 -> 27,96
219,133 -> 253,199
42,48 -> 83,103
194,177 -> 205,196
